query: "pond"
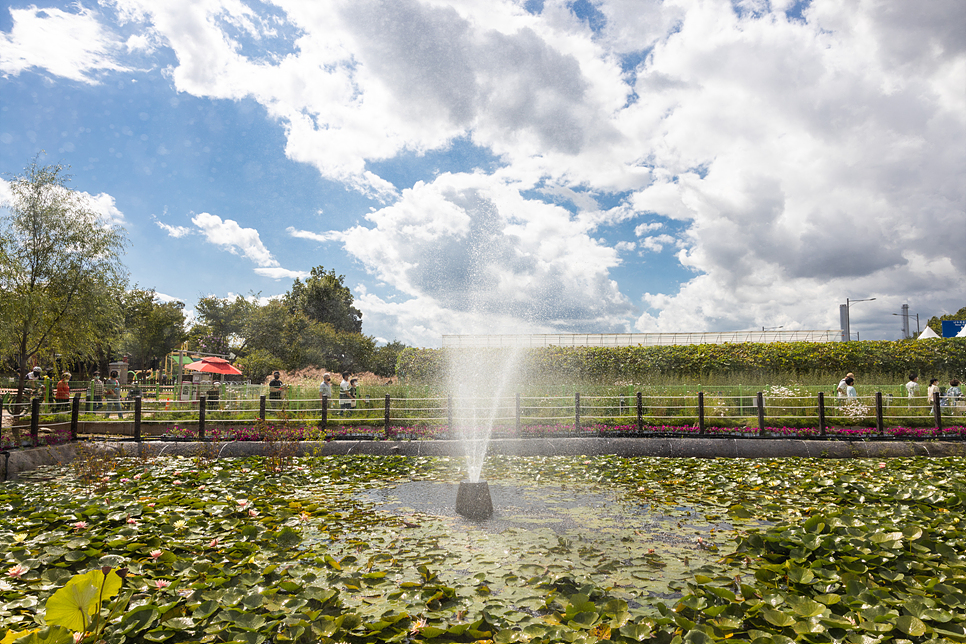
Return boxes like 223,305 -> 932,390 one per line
1,453 -> 963,643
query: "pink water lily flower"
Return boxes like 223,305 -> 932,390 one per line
120,478 -> 130,483
153,579 -> 170,589
73,521 -> 88,530
248,509 -> 259,517
237,499 -> 249,508
209,538 -> 219,548
149,549 -> 163,560
6,564 -> 28,578
127,517 -> 138,525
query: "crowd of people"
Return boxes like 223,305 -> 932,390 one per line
836,371 -> 963,413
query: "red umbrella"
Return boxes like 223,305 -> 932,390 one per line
184,356 -> 242,375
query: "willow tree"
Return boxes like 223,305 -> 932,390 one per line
0,159 -> 128,413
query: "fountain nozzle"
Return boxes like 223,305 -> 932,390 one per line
456,480 -> 493,520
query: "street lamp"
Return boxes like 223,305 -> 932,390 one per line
841,297 -> 876,342
892,312 -> 920,338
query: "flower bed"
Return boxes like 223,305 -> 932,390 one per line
0,426 -> 72,450
157,422 -> 966,442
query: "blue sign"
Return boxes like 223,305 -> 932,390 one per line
942,320 -> 966,337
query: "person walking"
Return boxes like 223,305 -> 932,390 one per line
845,377 -> 857,398
90,372 -> 104,412
104,370 -> 123,419
55,372 -> 71,412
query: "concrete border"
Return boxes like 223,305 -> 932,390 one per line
3,438 -> 964,480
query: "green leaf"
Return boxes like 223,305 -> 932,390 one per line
762,607 -> 796,627
895,615 -> 927,637
44,569 -> 123,632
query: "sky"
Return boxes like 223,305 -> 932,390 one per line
1,0 -> 964,347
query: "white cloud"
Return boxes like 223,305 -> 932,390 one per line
154,219 -> 193,238
254,267 -> 311,279
0,5 -> 129,82
9,0 -> 962,340
638,234 -> 676,253
293,172 -> 635,340
191,212 -> 278,267
634,222 -> 663,236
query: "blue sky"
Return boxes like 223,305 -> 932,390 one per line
1,0 -> 964,346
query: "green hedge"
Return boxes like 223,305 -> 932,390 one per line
397,339 -> 966,383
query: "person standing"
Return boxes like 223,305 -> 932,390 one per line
27,366 -> 44,399
944,379 -> 962,414
845,377 -> 857,398
268,371 -> 284,407
339,372 -> 352,415
90,372 -> 104,412
55,372 -> 71,412
905,374 -> 919,398
104,370 -> 123,419
349,378 -> 359,410
836,372 -> 854,405
319,373 -> 333,407
926,378 -> 941,414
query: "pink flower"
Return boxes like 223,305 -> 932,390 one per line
237,500 -> 249,508
134,474 -> 142,480
6,564 -> 28,578
127,517 -> 138,525
149,549 -> 163,560
153,579 -> 170,589
172,480 -> 181,485
198,485 -> 206,491
120,478 -> 130,483
240,468 -> 250,473
299,511 -> 310,522
147,503 -> 156,508
73,632 -> 83,643
73,521 -> 88,530
248,509 -> 259,517
878,463 -> 886,468
209,538 -> 219,548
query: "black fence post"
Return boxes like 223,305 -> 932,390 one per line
259,395 -> 266,421
134,396 -> 142,442
198,396 -> 206,441
636,392 -> 643,434
575,392 -> 581,432
30,397 -> 40,446
756,392 -> 765,436
698,391 -> 705,435
818,392 -> 827,437
384,394 -> 391,437
875,392 -> 884,434
933,392 -> 943,432
71,393 -> 80,441
321,395 -> 328,428
515,393 -> 521,435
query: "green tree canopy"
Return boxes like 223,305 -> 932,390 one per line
1,159 -> 128,404
287,266 -> 363,333
120,287 -> 187,370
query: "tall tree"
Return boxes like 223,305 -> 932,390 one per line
121,288 -> 187,370
287,266 -> 363,333
0,159 -> 127,408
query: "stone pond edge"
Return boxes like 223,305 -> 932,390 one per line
3,438 -> 964,480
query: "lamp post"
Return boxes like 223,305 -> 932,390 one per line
842,297 -> 876,342
892,312 -> 920,338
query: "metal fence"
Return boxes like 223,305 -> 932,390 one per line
3,388 -> 963,449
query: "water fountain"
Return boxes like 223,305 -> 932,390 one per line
448,344 -> 522,520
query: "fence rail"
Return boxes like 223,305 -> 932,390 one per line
3,388 -> 964,449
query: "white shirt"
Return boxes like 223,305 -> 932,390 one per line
319,381 -> 332,397
906,380 -> 919,397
